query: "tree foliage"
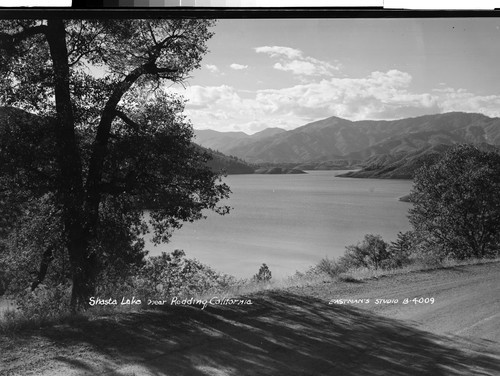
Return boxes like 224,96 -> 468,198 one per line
135,250 -> 238,300
409,144 -> 500,259
342,234 -> 390,270
0,18 -> 230,310
386,231 -> 414,268
253,263 -> 272,283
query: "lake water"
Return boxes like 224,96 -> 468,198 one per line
147,171 -> 413,279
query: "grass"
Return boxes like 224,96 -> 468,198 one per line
0,306 -> 89,335
330,256 -> 500,282
1,256 -> 499,335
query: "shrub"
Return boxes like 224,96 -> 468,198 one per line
135,250 -> 239,300
314,257 -> 348,277
341,234 -> 390,270
12,283 -> 71,321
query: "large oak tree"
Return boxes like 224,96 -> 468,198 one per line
0,18 -> 230,310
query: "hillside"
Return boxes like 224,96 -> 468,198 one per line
194,112 -> 500,166
193,127 -> 286,154
203,148 -> 256,174
340,142 -> 500,179
339,144 -> 449,179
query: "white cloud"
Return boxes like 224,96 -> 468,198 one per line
172,70 -> 500,133
181,85 -> 243,109
255,46 -> 302,59
438,88 -> 500,117
255,45 -> 341,78
253,69 -> 436,120
230,63 -> 249,70
205,64 -> 220,74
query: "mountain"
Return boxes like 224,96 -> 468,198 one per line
194,112 -> 500,165
339,142 -> 500,179
193,127 -> 287,155
203,148 -> 255,174
193,129 -> 249,152
251,127 -> 288,140
203,149 -> 308,175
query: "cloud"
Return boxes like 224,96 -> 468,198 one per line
172,70 -> 500,134
255,46 -> 302,59
253,69 -> 437,120
205,64 -> 220,74
230,63 -> 249,70
438,88 -> 500,117
181,85 -> 243,110
255,45 -> 341,77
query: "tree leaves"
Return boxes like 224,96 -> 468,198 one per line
409,144 -> 500,259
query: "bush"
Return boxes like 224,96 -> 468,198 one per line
12,283 -> 71,321
341,234 -> 390,270
135,250 -> 240,300
314,257 -> 348,277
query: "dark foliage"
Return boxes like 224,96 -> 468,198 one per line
409,144 -> 500,259
0,19 -> 229,310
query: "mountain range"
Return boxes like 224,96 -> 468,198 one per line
194,112 -> 500,178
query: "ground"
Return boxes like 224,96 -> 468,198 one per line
1,262 -> 499,376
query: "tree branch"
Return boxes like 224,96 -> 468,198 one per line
115,110 -> 143,133
84,63 -> 151,228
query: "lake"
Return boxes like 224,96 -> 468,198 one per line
147,171 -> 413,279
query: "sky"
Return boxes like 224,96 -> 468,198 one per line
170,17 -> 500,134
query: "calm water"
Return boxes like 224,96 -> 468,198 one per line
147,171 -> 413,279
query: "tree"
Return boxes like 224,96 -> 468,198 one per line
342,234 -> 389,270
386,231 -> 414,268
0,19 -> 230,310
253,263 -> 272,283
409,144 -> 500,259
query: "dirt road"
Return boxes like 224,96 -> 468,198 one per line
291,262 -> 500,342
1,262 -> 499,376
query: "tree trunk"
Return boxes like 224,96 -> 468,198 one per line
45,19 -> 92,312
31,246 -> 54,291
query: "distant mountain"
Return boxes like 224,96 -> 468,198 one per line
193,127 -> 287,155
194,112 -> 500,165
203,147 -> 255,174
203,149 -> 308,175
193,129 -> 249,152
251,127 -> 287,140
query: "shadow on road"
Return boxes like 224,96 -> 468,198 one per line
31,291 -> 500,375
